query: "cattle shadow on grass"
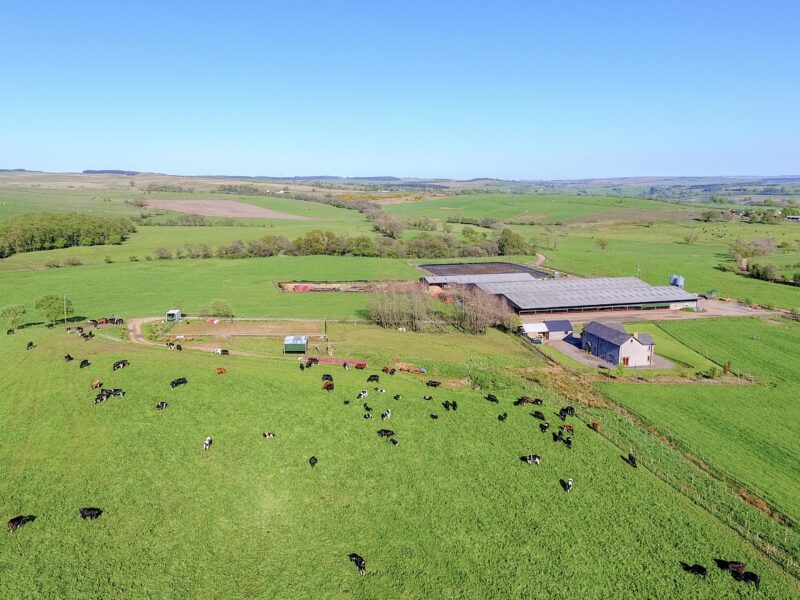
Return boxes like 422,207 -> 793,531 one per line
559,479 -> 569,492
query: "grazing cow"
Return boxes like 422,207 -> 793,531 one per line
203,436 -> 213,450
563,406 -> 575,416
382,366 -> 390,374
64,354 -> 74,362
714,559 -> 746,573
323,381 -> 334,391
343,400 -> 350,405
363,413 -> 372,419
390,438 -> 399,446
565,478 -> 574,493
498,413 -> 507,422
113,360 -> 129,371
381,409 -> 392,421
732,571 -> 759,589
79,507 -> 103,520
26,341 -> 34,350
367,374 -> 380,383
263,432 -> 275,438
523,454 -> 541,465
540,422 -> 550,433
175,344 -> 182,352
393,394 -> 401,401
564,437 -> 573,449
532,410 -> 545,421
309,456 -> 318,468
558,408 -> 568,421
170,377 -> 188,389
514,396 -> 534,406
88,319 -> 99,326
451,400 -> 458,411
7,515 -> 36,533
299,363 -> 305,371
486,394 -> 498,403
680,562 -> 707,577
423,395 -> 433,401
563,424 -> 574,434
6,329 -> 14,335
389,369 -> 396,375
533,398 -> 543,406
216,368 -> 227,375
357,391 -> 368,400
76,326 -> 84,334
430,413 -> 438,420
348,553 -> 366,576
590,422 -> 601,432
355,363 -> 367,370
167,342 -> 175,350
213,348 -> 228,356
377,429 -> 395,438
322,374 -> 333,382
94,393 -> 109,405
82,332 -> 94,340
426,380 -> 441,388
80,359 -> 91,369
110,388 -> 125,397
363,403 -> 372,412
90,379 -> 103,390
443,400 -> 452,411
628,453 -> 638,468
155,402 -> 168,410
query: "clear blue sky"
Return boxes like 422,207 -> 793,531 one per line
1,1 -> 798,179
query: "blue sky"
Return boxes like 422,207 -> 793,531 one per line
1,1 -> 798,179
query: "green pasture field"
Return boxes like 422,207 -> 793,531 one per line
0,256 -> 420,319
598,318 -> 800,521
1,326 -> 798,598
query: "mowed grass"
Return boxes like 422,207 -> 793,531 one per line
598,318 -> 800,521
0,257 -> 420,319
1,328 -> 798,598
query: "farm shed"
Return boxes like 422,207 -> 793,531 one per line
521,319 -> 573,341
283,335 -> 308,354
475,277 -> 698,314
581,321 -> 654,367
422,273 -> 536,287
165,309 -> 182,322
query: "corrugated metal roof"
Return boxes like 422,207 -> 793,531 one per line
583,321 -> 654,347
284,335 -> 308,344
424,273 -> 536,285
544,320 -> 573,331
522,322 -> 549,333
476,277 -> 650,295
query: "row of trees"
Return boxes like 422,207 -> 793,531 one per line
152,227 -> 534,261
0,295 -> 75,329
0,213 -> 136,258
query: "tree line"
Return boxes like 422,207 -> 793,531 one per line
0,213 -> 136,258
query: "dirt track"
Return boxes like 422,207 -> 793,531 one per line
145,199 -> 310,220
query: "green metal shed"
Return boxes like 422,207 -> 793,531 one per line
284,335 -> 308,354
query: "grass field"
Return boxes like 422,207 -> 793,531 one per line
598,318 -> 800,522
2,326 -> 798,598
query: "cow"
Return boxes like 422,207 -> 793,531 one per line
155,402 -> 168,410
322,374 -> 333,382
367,374 -> 380,383
533,398 -> 543,406
540,422 -> 550,433
430,413 -> 438,420
214,348 -> 228,356
514,396 -> 534,406
308,456 -> 318,468
348,553 -> 366,576
382,367 -> 390,374
498,413 -> 507,422
628,453 -> 638,468
7,515 -> 36,533
307,357 -> 319,365
355,363 -> 367,370
562,424 -> 574,434
451,401 -> 458,411
565,478 -> 574,493
216,368 -> 227,375
390,438 -> 399,446
532,410 -> 545,421
26,341 -> 34,350
381,409 -> 392,421
563,406 -> 575,416
363,413 -> 372,420
680,562 -> 707,577
426,380 -> 441,388
443,400 -> 452,411
90,379 -> 103,390
79,507 -> 103,520
175,344 -> 182,352
82,332 -> 94,341
389,369 -> 396,375
76,326 -> 84,334
343,400 -> 350,405
110,389 -> 125,398
363,403 -> 372,412
94,393 -> 109,405
590,422 -> 601,432
167,342 -> 175,350
714,559 -> 746,574
203,436 -> 213,451
299,363 -> 305,371
113,360 -> 129,371
262,432 -> 275,438
357,390 -> 368,399
393,394 -> 401,401
88,319 -> 99,327
375,388 -> 385,393
423,395 -> 433,401
558,408 -> 568,421
486,394 -> 498,403
377,429 -> 395,438
64,354 -> 74,362
6,329 -> 14,335
80,359 -> 91,369
732,571 -> 759,589
323,381 -> 334,391
564,437 -> 573,449
170,377 -> 188,389
523,454 -> 541,465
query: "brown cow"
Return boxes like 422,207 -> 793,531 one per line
591,422 -> 601,432
90,380 -> 103,390
215,368 -> 227,375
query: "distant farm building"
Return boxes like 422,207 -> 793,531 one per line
521,319 -> 573,341
165,309 -> 182,322
581,321 -> 654,367
474,277 -> 698,315
422,272 -> 537,287
283,335 -> 308,354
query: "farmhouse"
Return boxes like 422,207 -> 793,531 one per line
581,321 -> 654,366
521,319 -> 573,341
474,277 -> 698,315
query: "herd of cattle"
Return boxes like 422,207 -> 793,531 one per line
6,332 -> 763,588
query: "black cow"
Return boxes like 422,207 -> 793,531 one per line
390,438 -> 399,446
389,369 -> 396,375
522,454 -> 541,465
564,437 -> 573,449
367,374 -> 380,383
363,403 -> 372,412
299,363 -> 305,371
426,380 -> 441,388
423,395 -> 433,401
714,559 -> 746,573
155,402 -> 168,410
64,354 -> 74,362
498,413 -> 507,422
732,571 -> 759,589
563,406 -> 575,416
443,400 -> 452,411
363,413 -> 372,419
558,408 -> 568,421
170,377 -> 188,389
532,410 -> 545,421
377,429 -> 395,438
175,344 -> 182,352
6,329 -> 14,335
628,453 -> 638,468
486,394 -> 498,403
79,507 -> 103,520
540,421 -> 550,433
680,562 -> 707,577
79,359 -> 91,369
26,341 -> 34,350
263,432 -> 275,438
348,553 -> 366,576
110,388 -> 125,397
7,515 -> 36,533
533,398 -> 543,406
393,394 -> 401,401
322,374 -> 333,382
113,360 -> 129,371
451,400 -> 458,411
309,456 -> 318,468
430,413 -> 438,420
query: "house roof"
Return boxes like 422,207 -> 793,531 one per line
522,322 -> 549,334
284,335 -> 308,345
543,319 -> 573,332
582,321 -> 654,347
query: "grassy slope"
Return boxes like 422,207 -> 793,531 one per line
598,318 -> 800,520
1,327 -> 797,599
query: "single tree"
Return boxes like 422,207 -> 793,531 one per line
595,238 -> 609,250
36,294 -> 73,324
0,304 -> 26,329
209,299 -> 234,319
